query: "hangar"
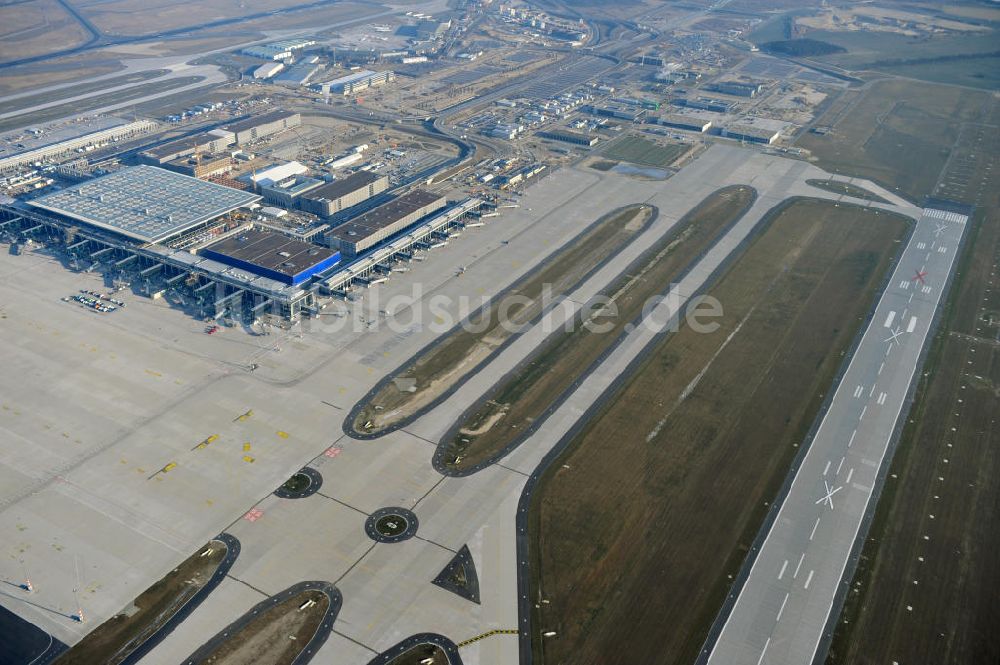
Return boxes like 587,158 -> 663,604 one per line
721,124 -> 781,145
27,165 -> 259,243
656,113 -> 713,133
201,228 -> 340,285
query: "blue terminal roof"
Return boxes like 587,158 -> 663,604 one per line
202,228 -> 339,285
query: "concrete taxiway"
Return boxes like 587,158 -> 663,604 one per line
0,144 -> 924,665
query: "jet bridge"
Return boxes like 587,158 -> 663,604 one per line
318,198 -> 482,295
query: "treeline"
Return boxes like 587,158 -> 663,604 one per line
864,49 -> 1000,68
761,38 -> 847,57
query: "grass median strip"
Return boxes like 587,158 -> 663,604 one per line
54,539 -> 230,665
438,185 -> 756,472
528,198 -> 910,665
349,204 -> 656,436
188,590 -> 330,665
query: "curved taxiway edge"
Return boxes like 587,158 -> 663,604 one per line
180,580 -> 341,665
118,532 -> 241,665
0,606 -> 68,665
364,633 -> 464,665
341,204 -> 661,442
273,466 -> 324,499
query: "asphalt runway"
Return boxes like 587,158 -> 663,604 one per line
702,207 -> 969,665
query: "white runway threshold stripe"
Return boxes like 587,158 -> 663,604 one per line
702,208 -> 967,665
922,208 -> 968,224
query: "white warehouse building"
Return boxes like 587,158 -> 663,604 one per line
0,119 -> 158,175
313,70 -> 395,96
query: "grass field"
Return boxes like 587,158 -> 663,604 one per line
0,0 -> 91,64
805,178 -> 889,203
529,198 -> 910,665
350,205 -> 654,436
871,56 -> 1000,91
797,78 -> 992,201
805,29 -> 1000,87
440,186 -> 756,471
54,539 -> 227,665
0,69 -> 167,115
602,136 -> 687,168
825,98 -> 1000,665
73,0 -> 310,36
0,54 -> 125,96
0,76 -> 205,134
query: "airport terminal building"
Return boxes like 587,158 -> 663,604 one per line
3,160 -> 480,322
201,229 -> 340,286
27,165 -> 259,243
326,189 -> 447,256
5,165 -> 333,321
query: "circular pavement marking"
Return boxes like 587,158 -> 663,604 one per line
365,507 -> 419,543
273,467 -> 323,499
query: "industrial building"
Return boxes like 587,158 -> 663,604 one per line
721,124 -> 780,145
706,80 -> 763,98
243,38 -> 316,60
612,97 -> 660,111
218,111 -> 301,145
246,161 -> 309,189
0,119 -> 157,175
273,63 -> 324,87
244,45 -> 291,60
314,70 -> 395,96
672,97 -> 736,113
416,19 -> 451,39
656,113 -> 712,133
325,153 -> 364,170
583,104 -> 647,123
27,165 -> 260,243
300,171 -> 389,218
162,153 -> 233,179
489,123 -> 523,140
326,189 -> 446,256
498,163 -> 546,188
254,62 -> 285,79
138,130 -> 235,165
201,228 -> 339,285
536,129 -> 599,146
259,175 -> 325,207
